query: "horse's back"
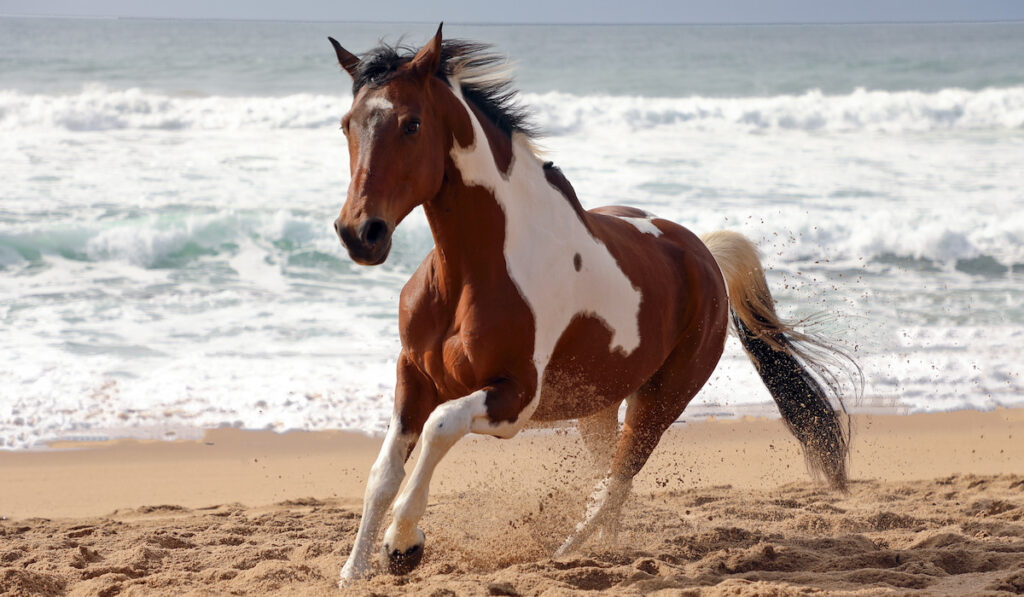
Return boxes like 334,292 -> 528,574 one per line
588,204 -> 730,365
587,205 -> 724,299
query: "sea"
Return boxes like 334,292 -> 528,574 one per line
1,18 -> 1022,449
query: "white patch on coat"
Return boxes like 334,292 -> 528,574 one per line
448,84 -> 644,426
616,215 -> 663,237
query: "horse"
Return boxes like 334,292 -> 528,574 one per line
327,25 -> 857,586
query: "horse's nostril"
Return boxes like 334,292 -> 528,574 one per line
361,219 -> 388,246
334,219 -> 344,238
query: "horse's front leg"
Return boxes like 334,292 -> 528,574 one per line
381,378 -> 530,574
339,356 -> 436,587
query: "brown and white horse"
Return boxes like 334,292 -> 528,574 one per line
328,26 -> 856,586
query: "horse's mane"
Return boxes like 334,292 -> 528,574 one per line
352,40 -> 536,141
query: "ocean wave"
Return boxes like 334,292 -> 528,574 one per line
2,84 -> 1024,133
0,209 -> 432,275
1,205 -> 1022,275
529,87 -> 1024,134
0,85 -> 342,132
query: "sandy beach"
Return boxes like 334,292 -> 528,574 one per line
2,409 -> 1023,595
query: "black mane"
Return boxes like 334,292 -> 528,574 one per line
351,40 -> 535,140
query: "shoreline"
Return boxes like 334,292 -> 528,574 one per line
2,408 -> 1021,520
11,395 -> 919,453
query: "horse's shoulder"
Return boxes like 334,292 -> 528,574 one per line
399,249 -> 445,318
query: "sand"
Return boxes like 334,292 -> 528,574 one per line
1,409 -> 1023,595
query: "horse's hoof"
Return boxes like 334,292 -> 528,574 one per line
338,567 -> 364,588
383,541 -> 424,575
339,558 -> 371,588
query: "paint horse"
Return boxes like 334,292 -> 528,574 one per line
328,26 -> 855,586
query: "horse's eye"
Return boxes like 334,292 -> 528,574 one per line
404,119 -> 421,135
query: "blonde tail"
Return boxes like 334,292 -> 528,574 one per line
701,230 -> 856,490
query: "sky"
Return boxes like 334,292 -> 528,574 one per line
3,0 -> 1024,24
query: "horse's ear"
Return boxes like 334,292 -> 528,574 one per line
409,23 -> 443,82
328,37 -> 360,78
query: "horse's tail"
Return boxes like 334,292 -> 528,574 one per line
701,230 -> 857,491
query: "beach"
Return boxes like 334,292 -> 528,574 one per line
2,409 -> 1023,595
2,16 -> 1024,596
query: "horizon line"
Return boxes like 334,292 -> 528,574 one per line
2,13 -> 1024,27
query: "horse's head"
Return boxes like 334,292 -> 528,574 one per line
329,25 -> 450,265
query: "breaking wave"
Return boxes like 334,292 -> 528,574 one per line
2,84 -> 1024,133
1,205 -> 1021,275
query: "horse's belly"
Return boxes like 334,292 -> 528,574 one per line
530,312 -> 662,421
532,369 -> 628,421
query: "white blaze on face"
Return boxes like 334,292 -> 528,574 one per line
362,94 -> 394,113
448,83 -> 644,419
354,91 -> 395,149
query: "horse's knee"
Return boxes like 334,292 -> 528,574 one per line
474,418 -> 524,439
366,457 -> 403,493
422,396 -> 476,442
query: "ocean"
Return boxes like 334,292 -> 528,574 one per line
1,18 -> 1022,449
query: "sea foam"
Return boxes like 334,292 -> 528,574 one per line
2,84 -> 1024,133
2,203 -> 1022,278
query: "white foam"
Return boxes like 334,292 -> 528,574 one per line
3,84 -> 1024,134
527,86 -> 1024,134
0,85 -> 345,131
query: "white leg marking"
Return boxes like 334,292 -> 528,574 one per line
339,415 -> 411,587
448,82 -> 644,424
555,474 -> 633,556
383,389 -> 520,552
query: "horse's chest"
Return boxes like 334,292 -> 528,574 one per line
409,287 -> 536,400
432,333 -> 475,396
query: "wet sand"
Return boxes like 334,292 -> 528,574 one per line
2,409 -> 1023,595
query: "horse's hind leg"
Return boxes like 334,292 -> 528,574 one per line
556,329 -> 725,555
577,400 -> 621,473
555,389 -> 680,555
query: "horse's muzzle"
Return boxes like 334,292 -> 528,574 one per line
335,217 -> 392,265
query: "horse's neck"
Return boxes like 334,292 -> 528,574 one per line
426,86 -> 581,291
426,84 -> 645,368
